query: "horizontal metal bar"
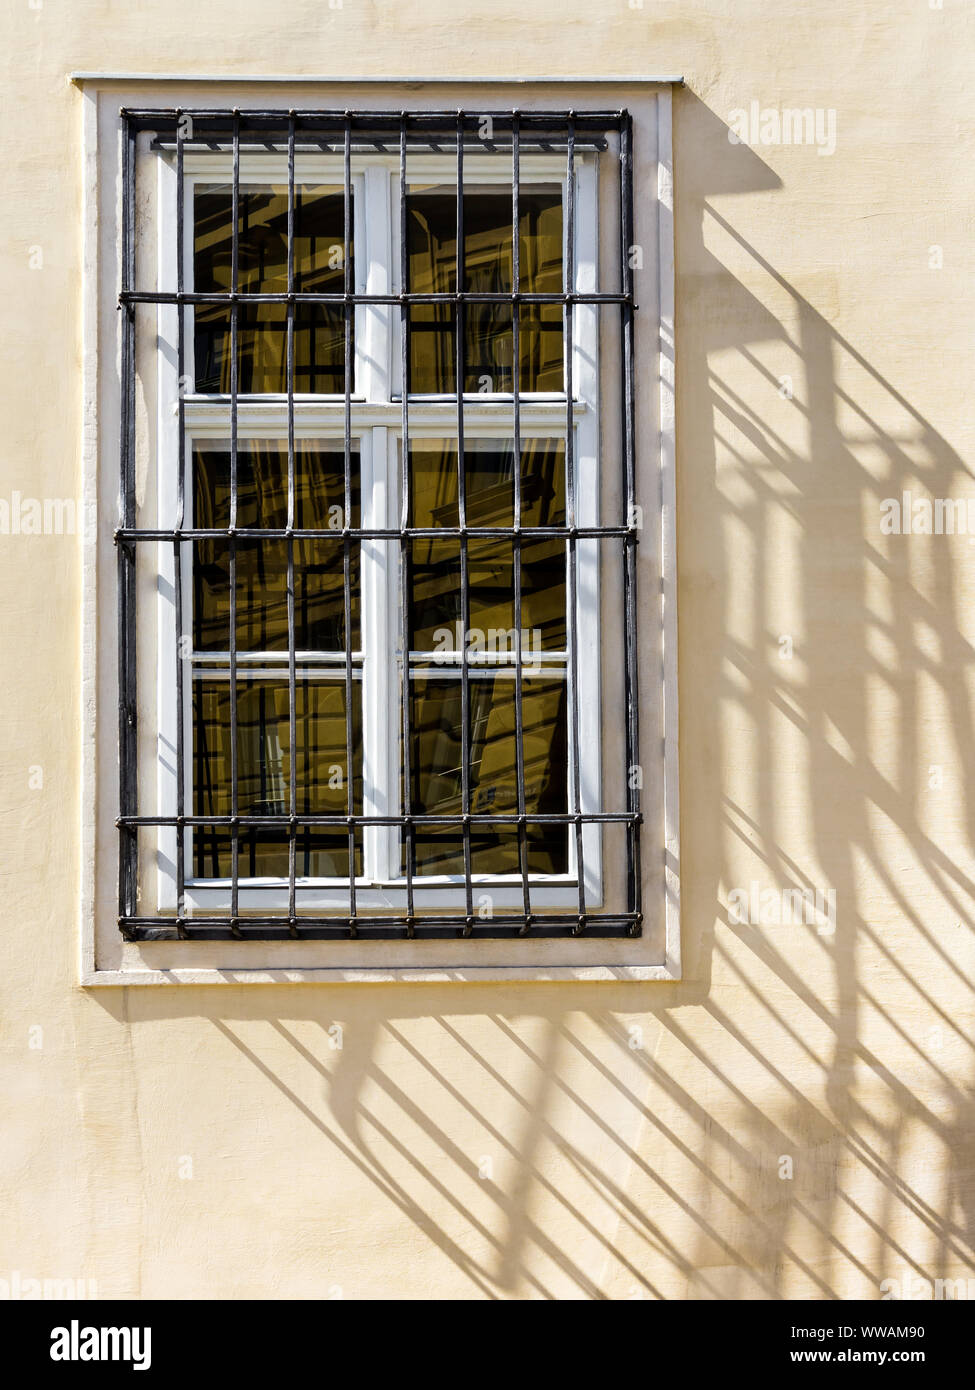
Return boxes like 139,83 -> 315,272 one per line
118,811 -> 641,827
187,654 -> 566,669
153,137 -> 608,154
115,526 -> 636,540
181,396 -> 582,412
189,650 -> 363,663
118,107 -> 634,127
120,290 -> 633,306
120,915 -> 639,941
193,668 -> 567,685
189,666 -> 363,680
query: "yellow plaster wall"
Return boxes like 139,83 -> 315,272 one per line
1,0 -> 973,1297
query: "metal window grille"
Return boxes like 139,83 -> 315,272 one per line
116,107 -> 641,941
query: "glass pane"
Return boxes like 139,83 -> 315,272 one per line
408,438 -> 565,652
409,674 -> 567,876
194,184 -> 350,394
467,538 -> 567,654
407,185 -> 562,393
192,676 -> 362,879
192,440 -> 359,654
409,538 -> 460,654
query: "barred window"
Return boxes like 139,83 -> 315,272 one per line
104,97 -> 673,966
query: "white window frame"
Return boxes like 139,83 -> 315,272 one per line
79,79 -> 680,984
156,149 -> 601,916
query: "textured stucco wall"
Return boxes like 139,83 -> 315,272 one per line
2,0 -> 974,1298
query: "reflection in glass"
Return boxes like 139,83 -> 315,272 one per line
192,677 -> 362,879
407,185 -> 563,393
194,185 -> 351,394
408,438 -> 566,651
192,441 -> 359,653
409,675 -> 568,875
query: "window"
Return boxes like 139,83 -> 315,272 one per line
83,84 -> 678,981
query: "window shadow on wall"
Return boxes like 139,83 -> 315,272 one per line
89,92 -> 975,1300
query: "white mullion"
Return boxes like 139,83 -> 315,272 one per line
156,151 -> 180,911
360,427 -> 390,881
573,153 -> 602,902
359,162 -> 396,882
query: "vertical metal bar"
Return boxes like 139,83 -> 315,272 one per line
173,110 -> 188,936
620,111 -> 642,934
343,112 -> 357,935
117,112 -> 138,937
398,115 -> 415,935
511,114 -> 532,934
564,113 -> 587,933
228,110 -> 242,936
286,110 -> 298,935
456,111 -> 474,934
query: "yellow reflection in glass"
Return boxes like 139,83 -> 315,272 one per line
192,441 -> 359,654
408,438 -> 565,651
192,677 -> 362,879
194,184 -> 350,394
407,185 -> 562,393
409,675 -> 567,876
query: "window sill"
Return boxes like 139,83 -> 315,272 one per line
80,960 -> 682,987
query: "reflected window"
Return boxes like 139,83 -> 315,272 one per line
406,436 -> 568,875
407,185 -> 563,394
194,184 -> 351,394
191,440 -> 360,655
410,675 -> 568,876
408,437 -> 566,653
189,440 -> 361,880
193,677 -> 362,879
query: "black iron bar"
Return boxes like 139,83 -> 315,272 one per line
150,137 -> 609,154
120,914 -> 639,940
173,111 -> 188,936
455,113 -> 474,935
227,109 -> 242,937
511,113 -> 532,935
123,107 -> 625,128
118,525 -> 632,541
286,110 -> 299,935
620,111 -> 642,936
564,115 -> 587,935
121,289 -> 633,306
117,112 -> 138,940
120,811 -> 640,827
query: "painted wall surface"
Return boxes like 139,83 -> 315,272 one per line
1,0 -> 974,1299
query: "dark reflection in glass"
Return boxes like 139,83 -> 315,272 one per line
409,675 -> 567,875
194,184 -> 351,394
408,438 -> 566,651
192,677 -> 362,879
407,184 -> 562,394
192,441 -> 360,653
